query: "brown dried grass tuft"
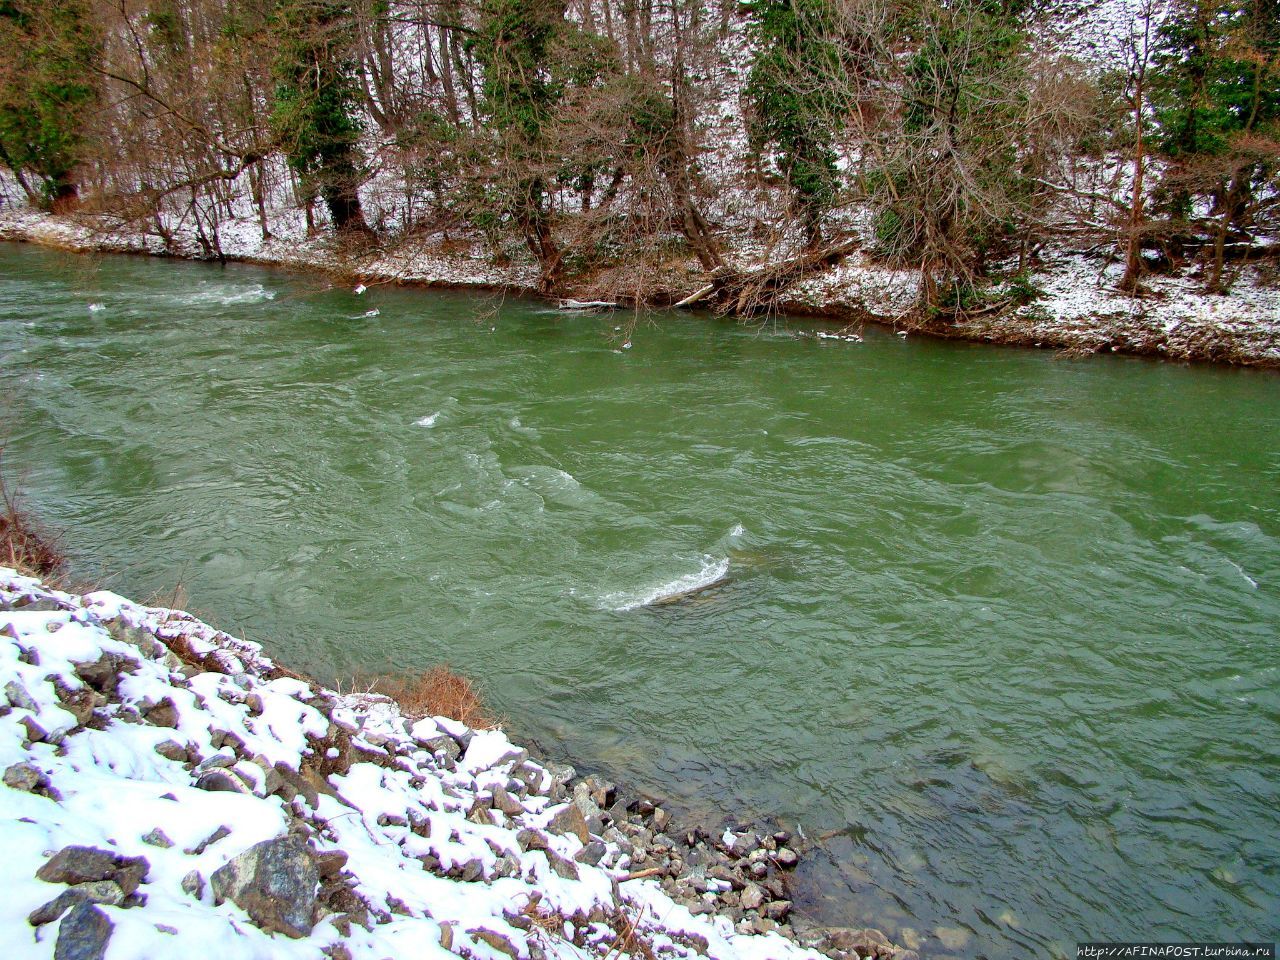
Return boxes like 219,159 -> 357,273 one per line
0,469 -> 66,580
369,665 -> 498,729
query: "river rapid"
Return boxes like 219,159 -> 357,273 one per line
2,242 -> 1277,957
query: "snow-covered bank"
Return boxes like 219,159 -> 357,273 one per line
2,201 -> 1276,369
0,569 -> 911,960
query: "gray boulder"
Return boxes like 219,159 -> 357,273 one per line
211,835 -> 317,938
54,902 -> 113,960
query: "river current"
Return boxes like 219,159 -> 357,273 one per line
2,243 -> 1277,957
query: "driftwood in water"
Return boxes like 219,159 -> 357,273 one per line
645,574 -> 731,607
558,298 -> 618,310
673,239 -> 862,315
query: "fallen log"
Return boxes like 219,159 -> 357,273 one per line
673,238 -> 862,316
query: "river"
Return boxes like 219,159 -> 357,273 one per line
2,242 -> 1277,957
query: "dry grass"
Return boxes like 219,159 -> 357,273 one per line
0,466 -> 66,580
367,665 -> 498,729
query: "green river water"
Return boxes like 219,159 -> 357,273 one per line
2,242 -> 1278,957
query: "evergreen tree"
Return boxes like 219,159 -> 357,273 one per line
0,0 -> 96,208
744,0 -> 844,249
270,0 -> 369,232
468,0 -> 569,290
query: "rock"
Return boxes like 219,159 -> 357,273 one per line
153,740 -> 188,762
4,761 -> 61,799
194,750 -> 237,773
54,902 -> 113,960
453,858 -> 484,882
142,829 -> 174,849
772,847 -> 799,869
53,680 -> 99,726
738,882 -> 765,910
517,828 -> 550,852
575,841 -> 608,866
571,782 -> 603,822
21,715 -> 49,743
824,927 -> 893,957
709,865 -> 746,890
652,806 -> 671,833
4,678 -> 37,711
490,786 -> 525,817
69,881 -> 126,907
186,825 -> 231,855
181,870 -> 205,899
422,735 -> 461,762
470,928 -> 520,958
581,774 -> 616,809
211,835 -> 318,938
764,899 -> 792,921
37,846 -> 148,894
195,769 -> 248,793
933,926 -> 971,951
142,697 -> 180,728
546,850 -> 580,881
490,855 -> 521,879
314,850 -> 349,880
29,889 -> 88,926
73,654 -> 137,697
547,803 -> 590,844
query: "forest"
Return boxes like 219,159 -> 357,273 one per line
0,0 -> 1277,317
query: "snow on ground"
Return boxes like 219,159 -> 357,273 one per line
2,568 -> 903,960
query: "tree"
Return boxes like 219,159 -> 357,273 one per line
0,0 -> 97,208
468,0 -> 570,290
841,0 -> 1052,309
1150,0 -> 1280,291
744,0 -> 844,250
271,0 -> 369,232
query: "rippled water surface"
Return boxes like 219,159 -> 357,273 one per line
3,243 -> 1278,957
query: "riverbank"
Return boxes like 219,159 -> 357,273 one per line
2,202 -> 1278,370
0,567 -> 915,960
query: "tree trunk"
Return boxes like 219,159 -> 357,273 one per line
1121,69 -> 1146,294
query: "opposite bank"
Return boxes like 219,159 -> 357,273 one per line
1,202 -> 1277,370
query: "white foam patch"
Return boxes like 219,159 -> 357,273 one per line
415,413 -> 440,428
601,556 -> 730,611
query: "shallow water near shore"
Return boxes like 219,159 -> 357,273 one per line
2,241 -> 1278,957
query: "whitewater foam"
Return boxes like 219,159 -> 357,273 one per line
602,555 -> 731,611
415,413 -> 440,428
